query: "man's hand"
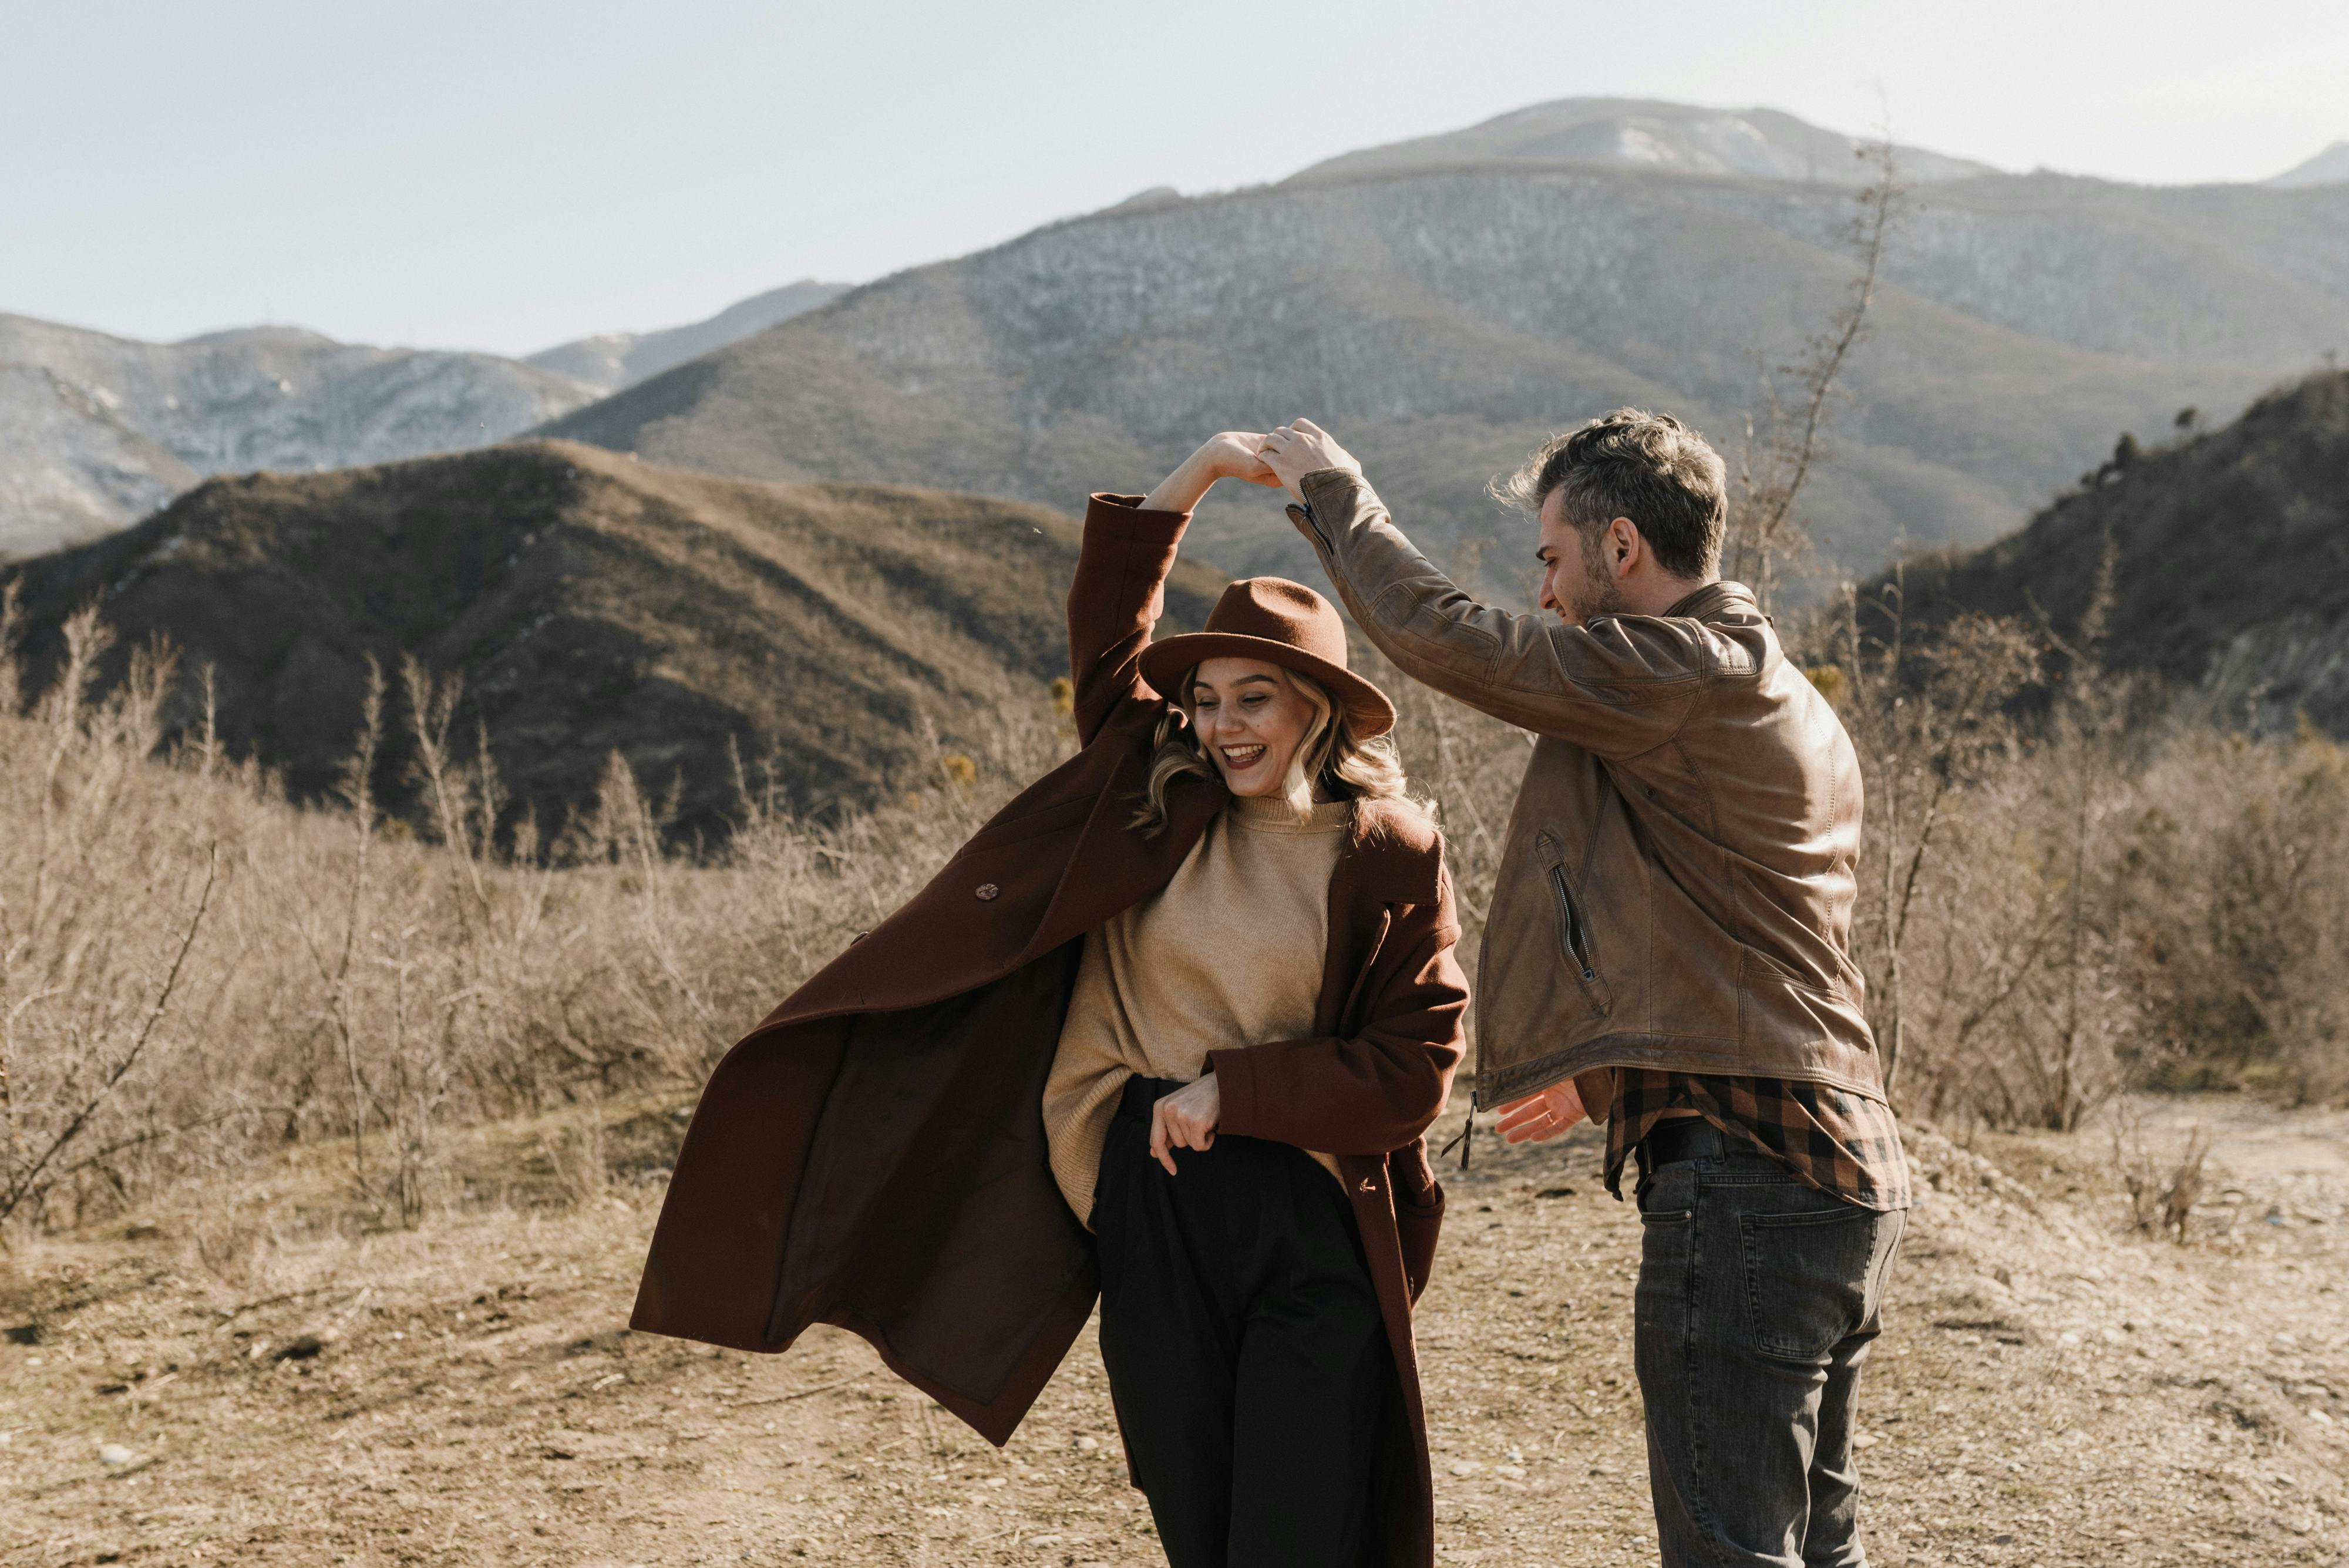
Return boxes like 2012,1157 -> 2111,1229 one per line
1256,418 -> 1364,502
1141,432 -> 1283,513
1149,1075 -> 1221,1174
1495,1079 -> 1587,1145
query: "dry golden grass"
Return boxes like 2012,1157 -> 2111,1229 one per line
4,576 -> 2344,1246
0,593 -> 1066,1237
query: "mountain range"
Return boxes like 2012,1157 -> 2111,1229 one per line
1880,368 -> 2349,736
1295,97 -> 2001,186
2270,141 -> 2349,189
8,95 -> 2347,813
541,104 -> 2349,588
0,283 -> 847,559
524,280 -> 851,391
2,441 -> 1224,830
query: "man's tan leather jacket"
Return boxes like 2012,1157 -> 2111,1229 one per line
1290,470 -> 1886,1110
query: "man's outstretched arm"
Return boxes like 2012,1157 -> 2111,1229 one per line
1254,420 -> 1707,756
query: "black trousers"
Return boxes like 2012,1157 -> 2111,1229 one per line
1093,1076 -> 1388,1568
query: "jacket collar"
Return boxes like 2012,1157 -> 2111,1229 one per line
1663,580 -> 1760,624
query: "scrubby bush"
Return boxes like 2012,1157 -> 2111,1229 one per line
1,574 -> 2341,1240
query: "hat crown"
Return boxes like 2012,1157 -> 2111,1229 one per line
1136,574 -> 1396,738
1200,577 -> 1349,668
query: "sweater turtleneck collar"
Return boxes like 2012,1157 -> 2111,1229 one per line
1227,793 -> 1354,832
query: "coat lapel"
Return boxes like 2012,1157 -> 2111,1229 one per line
1016,759 -> 1225,970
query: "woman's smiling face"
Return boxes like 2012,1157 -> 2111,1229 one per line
1190,657 -> 1320,800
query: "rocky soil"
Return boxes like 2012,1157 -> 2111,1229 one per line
2,1096 -> 2341,1567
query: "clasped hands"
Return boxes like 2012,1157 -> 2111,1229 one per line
1141,418 -> 1363,514
1142,415 -> 1589,1153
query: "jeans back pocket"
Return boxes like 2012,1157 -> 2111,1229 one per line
1737,1203 -> 1891,1363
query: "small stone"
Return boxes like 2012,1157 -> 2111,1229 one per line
98,1443 -> 136,1466
1852,1432 -> 1881,1448
1073,1435 -> 1098,1452
1495,1463 -> 1526,1479
1449,1459 -> 1482,1476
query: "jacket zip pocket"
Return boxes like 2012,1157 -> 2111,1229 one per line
1536,830 -> 1614,1016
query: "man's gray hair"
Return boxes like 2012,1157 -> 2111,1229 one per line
1490,408 -> 1727,581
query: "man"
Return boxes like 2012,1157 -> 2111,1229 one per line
1253,412 -> 1909,1568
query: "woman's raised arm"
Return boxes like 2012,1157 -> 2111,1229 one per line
1066,433 -> 1278,744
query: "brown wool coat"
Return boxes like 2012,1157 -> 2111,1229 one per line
631,494 -> 1469,1567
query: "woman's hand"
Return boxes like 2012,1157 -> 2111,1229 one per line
1140,432 -> 1282,513
1148,1075 -> 1221,1173
1495,1078 -> 1587,1144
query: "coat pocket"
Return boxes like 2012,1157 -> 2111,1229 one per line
1535,830 -> 1614,1017
1391,1144 -> 1446,1305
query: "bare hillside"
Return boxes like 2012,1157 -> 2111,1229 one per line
0,314 -> 603,557
542,151 -> 2349,586
526,281 -> 853,392
1293,96 -> 1999,185
1881,369 -> 2349,735
3,440 -> 1226,830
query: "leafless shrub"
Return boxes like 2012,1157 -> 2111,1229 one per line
0,612 -> 1075,1241
2,533 -> 2341,1240
2113,1101 -> 2209,1244
2113,721 -> 2349,1106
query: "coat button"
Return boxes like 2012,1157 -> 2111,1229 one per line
975,883 -> 999,901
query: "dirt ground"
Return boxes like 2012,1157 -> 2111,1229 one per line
2,1095 -> 2343,1568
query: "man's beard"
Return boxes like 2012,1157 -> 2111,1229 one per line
1570,534 -> 1632,625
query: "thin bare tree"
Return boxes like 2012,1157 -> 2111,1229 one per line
1725,140 -> 1907,610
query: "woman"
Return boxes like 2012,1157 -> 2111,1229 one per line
631,433 -> 1468,1568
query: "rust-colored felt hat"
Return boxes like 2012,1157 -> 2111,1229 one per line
1139,577 -> 1396,738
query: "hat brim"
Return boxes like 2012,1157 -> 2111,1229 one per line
1138,632 -> 1397,739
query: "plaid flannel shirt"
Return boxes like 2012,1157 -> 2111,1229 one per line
1604,1070 -> 1912,1212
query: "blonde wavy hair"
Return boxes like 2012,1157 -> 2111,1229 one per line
1129,664 -> 1426,835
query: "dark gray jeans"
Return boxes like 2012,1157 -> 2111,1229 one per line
1634,1133 -> 1904,1567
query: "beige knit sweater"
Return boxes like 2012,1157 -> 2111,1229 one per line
1043,795 -> 1351,1226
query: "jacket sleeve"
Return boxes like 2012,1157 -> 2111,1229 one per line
1068,493 -> 1190,747
1289,468 -> 1715,758
1205,881 -> 1469,1158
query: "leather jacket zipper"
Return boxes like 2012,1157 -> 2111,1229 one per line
1296,496 -> 1332,550
1550,864 -> 1599,983
1536,829 -> 1614,1015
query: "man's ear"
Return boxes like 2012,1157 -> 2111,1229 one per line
1608,516 -> 1641,576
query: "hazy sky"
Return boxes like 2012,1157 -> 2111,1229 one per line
6,0 -> 2345,356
